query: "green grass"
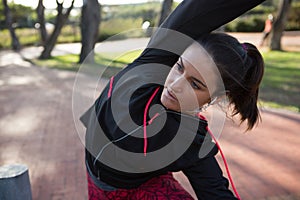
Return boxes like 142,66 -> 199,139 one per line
0,29 -> 12,48
32,50 -> 300,113
31,50 -> 142,77
32,54 -> 80,71
95,50 -> 142,68
260,50 -> 300,112
0,26 -> 82,49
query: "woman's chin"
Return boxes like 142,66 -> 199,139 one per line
161,95 -> 179,111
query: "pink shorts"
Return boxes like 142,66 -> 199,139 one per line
87,172 -> 194,200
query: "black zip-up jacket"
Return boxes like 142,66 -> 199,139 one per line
81,0 -> 265,199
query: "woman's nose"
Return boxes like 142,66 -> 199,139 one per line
170,75 -> 185,93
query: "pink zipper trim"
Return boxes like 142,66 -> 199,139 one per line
143,87 -> 160,156
148,113 -> 160,125
107,76 -> 114,98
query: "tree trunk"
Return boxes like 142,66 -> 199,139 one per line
39,0 -> 75,59
79,0 -> 101,64
270,0 -> 292,50
158,0 -> 173,26
3,0 -> 21,51
37,0 -> 48,45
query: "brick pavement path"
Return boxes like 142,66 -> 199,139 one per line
1,33 -> 300,200
0,62 -> 88,199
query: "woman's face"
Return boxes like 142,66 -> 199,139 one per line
161,43 -> 219,114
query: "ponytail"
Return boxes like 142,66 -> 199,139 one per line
197,34 -> 265,130
227,42 -> 264,130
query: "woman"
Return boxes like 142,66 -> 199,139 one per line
259,14 -> 274,46
80,0 -> 265,199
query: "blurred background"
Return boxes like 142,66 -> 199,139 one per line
1,0 -> 300,200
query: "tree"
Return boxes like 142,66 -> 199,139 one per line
36,0 -> 48,45
79,0 -> 101,64
9,4 -> 34,28
270,0 -> 292,50
39,0 -> 75,59
158,0 -> 173,26
2,0 -> 21,51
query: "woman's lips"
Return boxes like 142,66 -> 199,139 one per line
165,88 -> 177,101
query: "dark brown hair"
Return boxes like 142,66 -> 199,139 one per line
197,33 -> 264,130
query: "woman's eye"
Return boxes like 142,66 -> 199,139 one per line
191,81 -> 200,90
176,63 -> 184,72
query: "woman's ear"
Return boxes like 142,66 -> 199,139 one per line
212,94 -> 230,114
214,94 -> 228,105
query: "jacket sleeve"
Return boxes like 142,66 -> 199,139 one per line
182,156 -> 238,200
131,0 -> 266,68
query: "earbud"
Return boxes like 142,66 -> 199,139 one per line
198,97 -> 218,112
185,97 -> 218,114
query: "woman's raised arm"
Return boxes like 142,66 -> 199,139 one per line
131,0 -> 265,68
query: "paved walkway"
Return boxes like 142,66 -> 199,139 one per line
1,33 -> 300,200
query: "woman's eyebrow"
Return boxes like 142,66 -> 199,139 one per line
180,57 -> 207,88
179,56 -> 185,67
